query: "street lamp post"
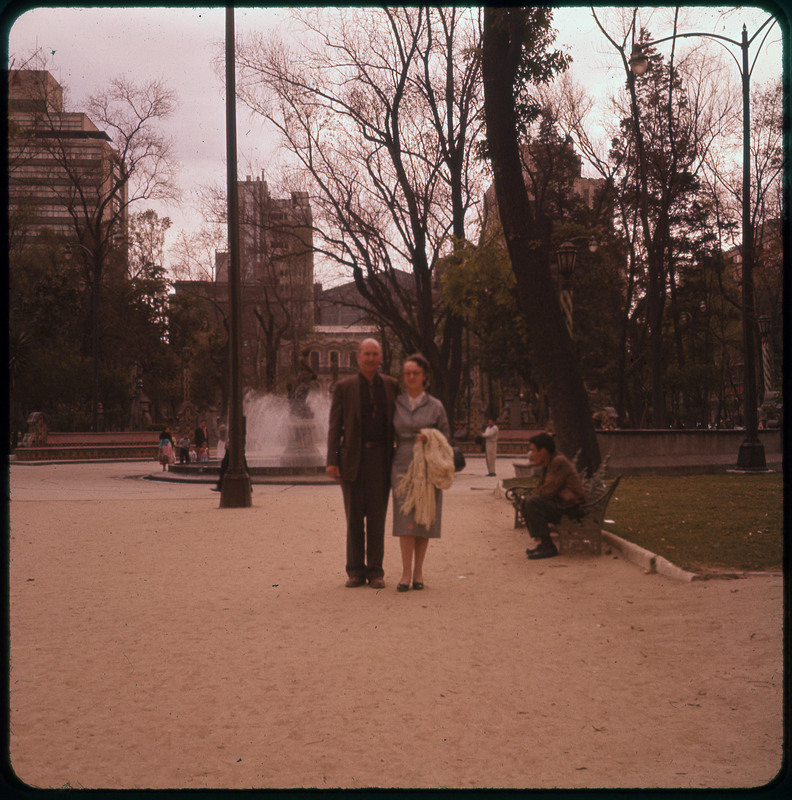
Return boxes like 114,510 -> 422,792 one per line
554,235 -> 598,336
629,15 -> 776,470
65,241 -> 100,432
220,6 -> 252,508
758,315 -> 772,396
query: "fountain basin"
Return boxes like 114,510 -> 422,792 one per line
159,460 -> 334,485
153,388 -> 335,484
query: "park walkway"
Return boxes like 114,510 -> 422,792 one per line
7,459 -> 784,790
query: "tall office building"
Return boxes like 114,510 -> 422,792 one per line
174,173 -> 316,391
8,69 -> 127,253
217,172 -> 315,340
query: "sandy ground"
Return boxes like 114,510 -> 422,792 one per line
7,459 -> 785,791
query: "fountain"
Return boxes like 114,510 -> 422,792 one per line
163,387 -> 333,484
160,346 -> 336,483
243,387 -> 330,470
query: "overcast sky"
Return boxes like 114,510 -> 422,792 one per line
6,5 -> 785,278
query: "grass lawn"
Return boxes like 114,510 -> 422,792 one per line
603,472 -> 784,573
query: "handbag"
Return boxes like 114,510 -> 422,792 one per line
452,445 -> 466,472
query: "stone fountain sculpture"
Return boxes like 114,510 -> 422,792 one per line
281,350 -> 322,468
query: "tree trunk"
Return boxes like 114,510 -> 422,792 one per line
482,8 -> 600,472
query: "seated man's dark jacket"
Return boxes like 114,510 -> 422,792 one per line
533,453 -> 586,508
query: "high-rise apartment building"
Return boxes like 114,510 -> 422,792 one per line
217,173 -> 314,335
8,69 -> 127,252
174,174 -> 315,392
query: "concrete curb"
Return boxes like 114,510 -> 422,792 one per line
601,531 -> 700,583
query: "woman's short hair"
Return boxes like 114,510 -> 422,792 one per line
404,353 -> 430,385
528,432 -> 556,454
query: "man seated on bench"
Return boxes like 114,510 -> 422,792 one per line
522,432 -> 585,560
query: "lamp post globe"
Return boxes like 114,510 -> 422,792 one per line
555,241 -> 578,280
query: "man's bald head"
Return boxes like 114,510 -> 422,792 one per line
357,338 -> 383,380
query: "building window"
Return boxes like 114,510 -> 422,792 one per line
330,351 -> 339,369
310,351 -> 320,373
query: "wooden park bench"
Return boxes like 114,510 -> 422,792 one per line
504,454 -> 620,555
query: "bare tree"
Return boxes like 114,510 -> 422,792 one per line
587,6 -> 780,430
233,7 -> 486,417
169,226 -> 226,283
8,65 -> 179,430
710,76 -> 783,397
590,8 -> 723,427
702,76 -> 782,249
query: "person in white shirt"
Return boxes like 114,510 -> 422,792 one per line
482,419 -> 499,476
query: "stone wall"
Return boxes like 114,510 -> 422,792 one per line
464,429 -> 783,475
595,429 -> 782,459
13,430 -> 160,462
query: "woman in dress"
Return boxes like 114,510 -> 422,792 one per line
158,425 -> 175,471
391,354 -> 451,592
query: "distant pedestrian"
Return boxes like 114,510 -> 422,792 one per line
177,435 -> 191,464
194,419 -> 209,453
482,419 -> 499,476
158,426 -> 175,471
216,423 -> 227,461
212,419 -> 252,493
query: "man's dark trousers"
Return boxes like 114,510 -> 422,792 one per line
521,495 -> 564,547
341,445 -> 389,581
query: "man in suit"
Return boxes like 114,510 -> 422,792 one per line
327,338 -> 399,588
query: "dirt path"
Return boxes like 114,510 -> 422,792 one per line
8,462 -> 784,790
